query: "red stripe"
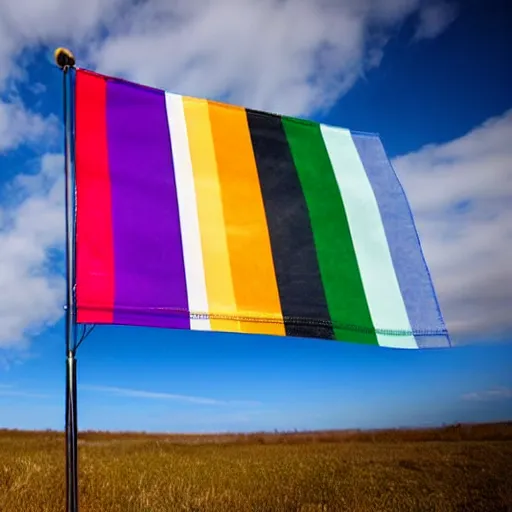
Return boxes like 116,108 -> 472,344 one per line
75,69 -> 115,323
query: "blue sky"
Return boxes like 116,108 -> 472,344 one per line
0,0 -> 511,433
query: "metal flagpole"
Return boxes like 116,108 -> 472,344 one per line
55,47 -> 79,512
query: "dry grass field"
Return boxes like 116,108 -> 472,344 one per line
1,422 -> 511,512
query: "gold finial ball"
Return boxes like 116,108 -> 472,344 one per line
54,48 -> 76,69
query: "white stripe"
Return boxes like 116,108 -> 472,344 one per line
165,93 -> 211,331
320,125 -> 417,349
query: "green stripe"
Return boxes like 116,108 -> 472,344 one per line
281,118 -> 378,344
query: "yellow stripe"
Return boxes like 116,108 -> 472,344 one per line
183,97 -> 240,333
207,101 -> 285,336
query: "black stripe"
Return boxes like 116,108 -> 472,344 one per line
246,109 -> 335,340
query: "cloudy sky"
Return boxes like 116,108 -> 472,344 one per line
0,0 -> 511,432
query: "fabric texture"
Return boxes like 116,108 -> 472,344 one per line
74,68 -> 450,349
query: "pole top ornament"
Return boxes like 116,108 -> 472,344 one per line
54,48 -> 76,69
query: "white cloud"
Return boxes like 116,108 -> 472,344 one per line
414,0 -> 458,40
392,109 -> 512,343
0,153 -> 65,348
0,0 -> 122,84
87,0 -> 438,116
0,99 -> 57,153
462,387 -> 512,402
81,384 -> 261,407
0,0 -> 456,116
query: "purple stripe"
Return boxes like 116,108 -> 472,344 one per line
351,133 -> 450,348
106,79 -> 190,330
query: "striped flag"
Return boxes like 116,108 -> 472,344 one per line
74,68 -> 449,349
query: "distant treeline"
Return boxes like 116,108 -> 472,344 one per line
1,421 -> 511,445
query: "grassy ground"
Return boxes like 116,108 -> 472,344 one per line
0,422 -> 511,511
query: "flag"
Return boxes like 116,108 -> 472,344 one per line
74,68 -> 449,349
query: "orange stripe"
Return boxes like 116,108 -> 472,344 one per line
182,97 -> 240,333
208,101 -> 285,336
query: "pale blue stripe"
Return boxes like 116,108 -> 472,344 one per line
351,133 -> 450,348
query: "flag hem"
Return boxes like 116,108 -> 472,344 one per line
76,304 -> 449,337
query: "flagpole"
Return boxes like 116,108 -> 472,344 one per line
55,47 -> 79,512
